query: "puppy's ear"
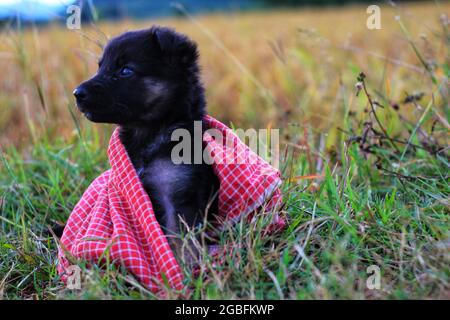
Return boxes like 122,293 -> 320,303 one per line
150,26 -> 198,66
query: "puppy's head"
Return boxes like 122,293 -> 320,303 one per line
74,26 -> 200,125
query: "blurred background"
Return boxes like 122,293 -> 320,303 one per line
0,0 -> 431,23
0,0 -> 447,147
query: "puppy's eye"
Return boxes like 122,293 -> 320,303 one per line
119,67 -> 134,77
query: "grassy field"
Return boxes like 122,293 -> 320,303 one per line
0,2 -> 449,299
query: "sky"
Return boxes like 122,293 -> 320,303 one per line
0,0 -> 255,21
0,0 -> 70,6
0,0 -> 75,20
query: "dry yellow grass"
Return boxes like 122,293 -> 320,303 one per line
0,2 -> 447,146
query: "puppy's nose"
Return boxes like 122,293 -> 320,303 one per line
73,87 -> 87,101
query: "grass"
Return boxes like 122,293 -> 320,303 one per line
0,2 -> 449,299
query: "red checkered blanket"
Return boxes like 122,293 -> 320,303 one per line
57,115 -> 283,292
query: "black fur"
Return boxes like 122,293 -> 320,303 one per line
74,26 -> 219,251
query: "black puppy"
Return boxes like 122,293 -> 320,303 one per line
73,26 -> 219,256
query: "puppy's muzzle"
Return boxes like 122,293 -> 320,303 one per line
73,87 -> 87,103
